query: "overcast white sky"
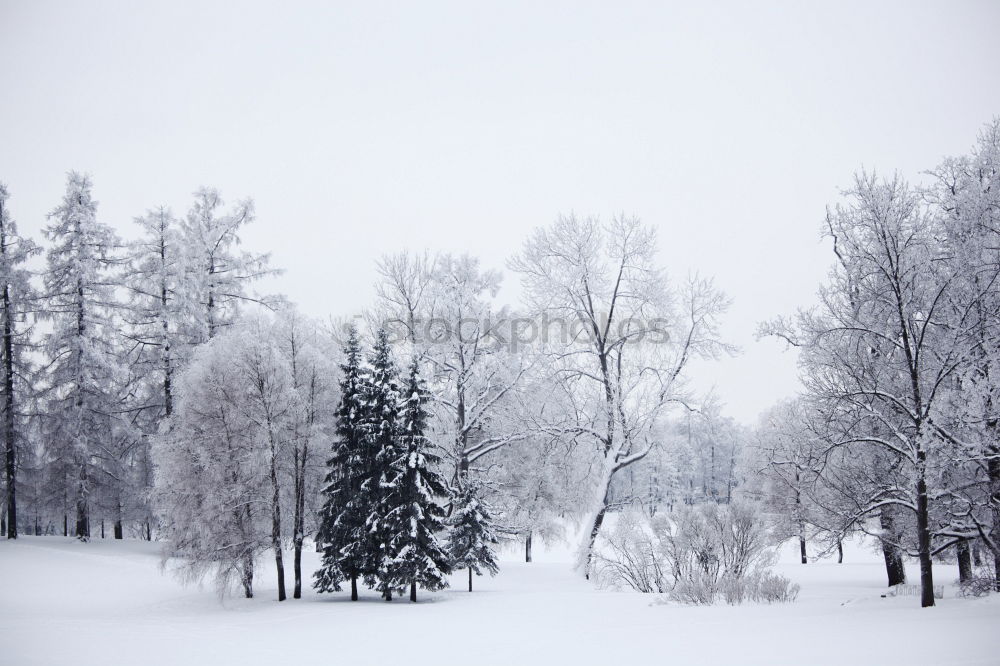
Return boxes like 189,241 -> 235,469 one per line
1,1 -> 999,424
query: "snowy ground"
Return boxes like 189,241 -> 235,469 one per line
1,534 -> 998,666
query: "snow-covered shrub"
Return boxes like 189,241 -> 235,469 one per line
958,565 -> 997,598
592,511 -> 667,593
594,502 -> 796,604
718,571 -> 800,604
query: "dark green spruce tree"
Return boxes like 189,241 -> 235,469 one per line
382,357 -> 452,602
314,325 -> 369,600
448,481 -> 500,592
363,327 -> 403,600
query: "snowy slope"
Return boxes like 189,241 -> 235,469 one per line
1,535 -> 997,666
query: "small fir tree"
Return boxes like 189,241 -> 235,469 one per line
448,482 -> 500,592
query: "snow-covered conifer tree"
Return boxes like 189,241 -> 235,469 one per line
381,357 -> 451,601
448,482 -> 500,591
0,183 -> 40,539
125,207 -> 186,419
315,324 -> 368,600
181,188 -> 278,342
40,172 -> 125,541
363,327 -> 403,599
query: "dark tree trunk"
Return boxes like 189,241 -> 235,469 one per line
114,519 -> 123,540
915,462 -> 935,607
468,567 -> 473,592
799,535 -> 807,564
972,543 -> 982,567
270,457 -> 285,602
2,308 -> 15,540
410,581 -> 417,602
292,445 -> 307,599
837,538 -> 843,564
525,531 -> 532,563
351,575 -> 358,601
584,502 -> 609,579
989,448 -> 1000,591
75,464 -> 89,541
242,556 -> 254,598
879,507 -> 906,587
292,539 -> 302,599
63,513 -> 67,537
2,207 -> 18,540
957,540 -> 972,583
100,519 -> 104,539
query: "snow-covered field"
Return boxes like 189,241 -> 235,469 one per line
1,535 -> 997,666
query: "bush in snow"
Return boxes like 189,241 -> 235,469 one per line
958,564 -> 997,598
592,511 -> 668,593
594,502 -> 798,604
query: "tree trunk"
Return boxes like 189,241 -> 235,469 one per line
989,448 -> 1000,591
269,452 -> 286,602
292,447 -> 306,599
75,464 -> 89,541
114,497 -> 123,539
879,507 -> 906,587
2,291 -> 15,540
2,211 -> 18,539
410,581 -> 417,602
100,519 -> 105,539
63,513 -> 67,537
799,535 -> 807,564
468,566 -> 473,592
957,540 -> 972,583
525,531 -> 532,563
351,575 -> 358,601
581,460 -> 616,578
837,538 -> 843,564
915,465 -> 935,607
242,556 -> 254,598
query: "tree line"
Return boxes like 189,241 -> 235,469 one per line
755,119 -> 1000,607
3,118 -> 996,609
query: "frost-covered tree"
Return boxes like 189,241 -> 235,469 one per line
381,357 -> 452,601
375,252 -> 529,481
510,214 -> 731,577
40,172 -> 125,541
155,337 -> 264,597
754,400 -> 820,564
447,482 -> 499,592
181,188 -> 278,342
236,317 -> 298,601
155,318 -> 298,599
124,207 -> 186,419
277,311 -> 336,599
928,120 -> 1000,588
0,183 -> 40,539
762,173 -> 982,607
